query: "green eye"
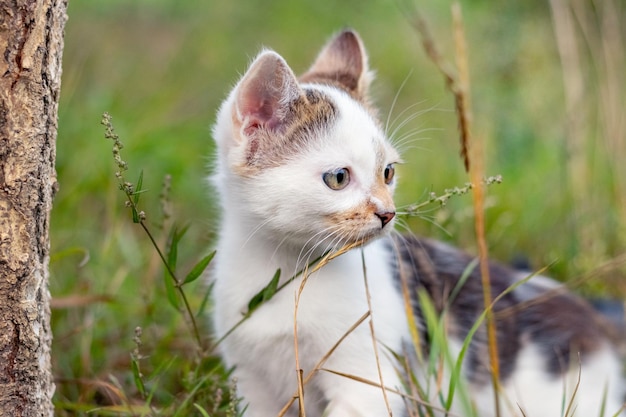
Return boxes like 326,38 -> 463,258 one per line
384,164 -> 395,184
323,168 -> 350,190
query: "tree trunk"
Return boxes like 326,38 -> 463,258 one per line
0,0 -> 68,415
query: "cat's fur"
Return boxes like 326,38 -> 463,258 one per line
210,30 -> 625,417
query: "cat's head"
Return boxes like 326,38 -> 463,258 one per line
212,30 -> 399,252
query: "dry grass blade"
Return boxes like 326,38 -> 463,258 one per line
319,368 -> 456,415
548,0 -> 591,263
277,311 -> 371,417
289,238 -> 371,416
562,354 -> 583,417
293,266 -> 308,417
452,2 -> 472,173
407,4 -> 504,413
517,405 -> 528,417
360,249 -> 393,416
50,294 -> 114,309
55,378 -> 131,406
408,5 -> 470,171
398,352 -> 419,416
451,3 -> 501,415
549,0 -> 626,272
394,240 -> 424,365
296,369 -> 305,417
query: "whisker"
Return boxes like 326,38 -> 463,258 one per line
271,231 -> 299,263
388,102 -> 446,142
385,70 -> 414,136
243,217 -> 274,248
392,127 -> 440,151
388,103 -> 431,142
296,227 -> 343,273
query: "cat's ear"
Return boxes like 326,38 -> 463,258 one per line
301,29 -> 372,100
233,51 -> 303,139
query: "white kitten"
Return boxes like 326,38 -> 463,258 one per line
210,30 -> 625,417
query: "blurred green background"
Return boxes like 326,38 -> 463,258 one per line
52,0 -> 626,414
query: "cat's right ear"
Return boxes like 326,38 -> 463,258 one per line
233,51 -> 303,140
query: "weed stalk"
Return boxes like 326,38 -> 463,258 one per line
102,112 -> 205,351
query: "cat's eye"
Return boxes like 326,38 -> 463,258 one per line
323,168 -> 350,190
384,164 -> 395,185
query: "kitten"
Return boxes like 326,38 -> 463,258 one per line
210,30 -> 625,417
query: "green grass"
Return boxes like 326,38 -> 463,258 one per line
51,0 -> 626,415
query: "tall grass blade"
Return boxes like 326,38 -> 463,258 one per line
131,358 -> 146,399
134,169 -> 144,204
443,269 -> 543,413
447,258 -> 478,305
173,373 -> 214,417
597,382 -> 608,417
562,355 -> 582,417
197,282 -> 214,317
163,224 -> 188,309
131,204 -> 140,224
167,224 -> 189,276
194,404 -> 211,417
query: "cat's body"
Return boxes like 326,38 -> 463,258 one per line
210,30 -> 624,417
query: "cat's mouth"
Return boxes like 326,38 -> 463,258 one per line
322,212 -> 396,249
325,207 -> 396,239
349,225 -> 394,249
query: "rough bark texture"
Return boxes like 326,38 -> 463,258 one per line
0,0 -> 67,415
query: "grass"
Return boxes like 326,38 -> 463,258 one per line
51,0 -> 625,415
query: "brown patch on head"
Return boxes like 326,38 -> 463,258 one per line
229,51 -> 339,175
234,88 -> 337,176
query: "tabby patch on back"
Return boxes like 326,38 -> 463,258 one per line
209,29 -> 625,417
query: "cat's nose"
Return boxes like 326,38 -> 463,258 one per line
375,211 -> 395,228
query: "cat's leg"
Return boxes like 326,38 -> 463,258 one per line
319,378 -> 406,417
313,351 -> 407,417
233,367 -> 291,417
479,343 -> 626,417
535,345 -> 625,417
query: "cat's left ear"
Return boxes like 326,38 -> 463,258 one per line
300,29 -> 373,101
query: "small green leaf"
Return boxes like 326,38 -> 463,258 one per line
163,224 -> 190,310
183,251 -> 216,285
443,268 -> 543,411
132,189 -> 149,197
246,293 -> 264,316
263,268 -> 281,300
165,224 -> 190,278
163,269 -> 181,310
166,227 -> 179,275
134,170 -> 144,204
246,269 -> 281,315
131,358 -> 146,398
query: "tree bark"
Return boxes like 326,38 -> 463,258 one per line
0,0 -> 67,415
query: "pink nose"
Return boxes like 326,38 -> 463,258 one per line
375,211 -> 395,228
